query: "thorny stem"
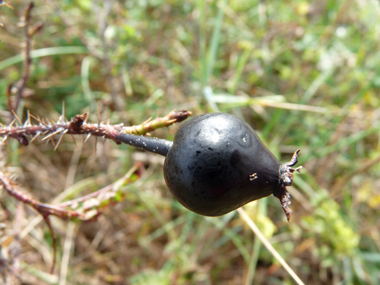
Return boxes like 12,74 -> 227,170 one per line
0,110 -> 192,147
274,149 -> 302,221
0,109 -> 191,273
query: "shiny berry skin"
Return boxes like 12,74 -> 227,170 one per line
163,113 -> 284,216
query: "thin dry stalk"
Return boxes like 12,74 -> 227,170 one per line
11,2 -> 43,117
237,208 -> 305,285
59,222 -> 76,285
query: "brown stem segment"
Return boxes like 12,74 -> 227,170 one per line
12,2 -> 35,116
0,110 -> 192,148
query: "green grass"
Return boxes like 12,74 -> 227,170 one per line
1,0 -> 380,284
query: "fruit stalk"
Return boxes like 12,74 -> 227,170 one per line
115,133 -> 173,156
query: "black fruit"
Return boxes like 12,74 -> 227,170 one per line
117,112 -> 301,220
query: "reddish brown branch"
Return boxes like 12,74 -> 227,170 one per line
0,109 -> 191,273
0,110 -> 192,147
0,171 -> 65,274
56,162 -> 144,209
0,171 -> 85,220
12,2 -> 35,116
0,163 -> 144,273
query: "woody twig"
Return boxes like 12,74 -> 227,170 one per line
0,108 -> 191,273
0,162 -> 144,273
0,109 -> 192,148
9,2 -> 43,118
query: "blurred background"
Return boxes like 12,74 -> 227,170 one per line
1,0 -> 380,284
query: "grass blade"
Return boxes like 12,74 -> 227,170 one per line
0,46 -> 88,71
238,208 -> 305,285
